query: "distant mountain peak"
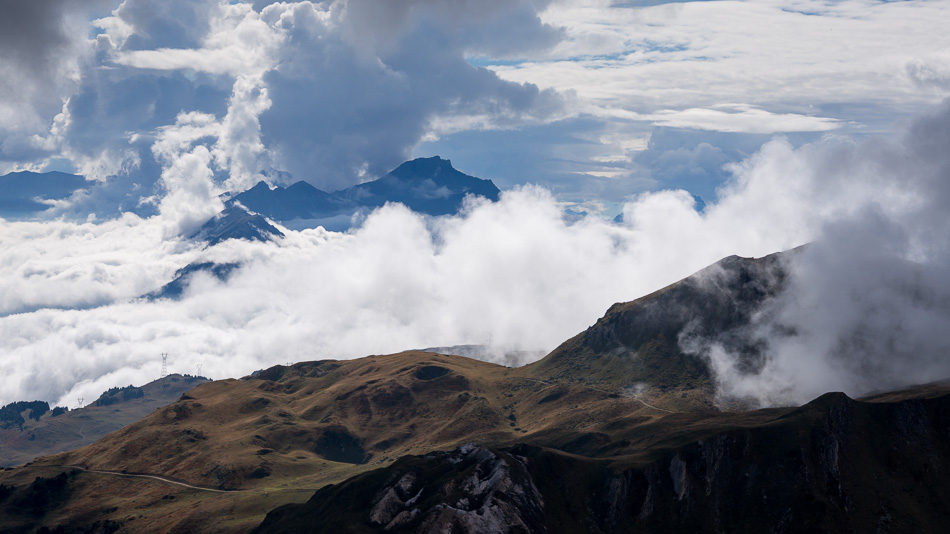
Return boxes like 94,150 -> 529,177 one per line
389,156 -> 455,179
248,180 -> 272,192
217,156 -> 501,229
191,205 -> 284,247
340,156 -> 500,216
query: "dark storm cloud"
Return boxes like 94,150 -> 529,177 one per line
258,0 -> 565,191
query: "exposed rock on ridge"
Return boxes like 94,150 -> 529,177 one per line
256,387 -> 950,533
256,444 -> 545,534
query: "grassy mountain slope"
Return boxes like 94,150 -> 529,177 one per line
0,351 -> 664,533
256,383 -> 950,533
0,375 -> 208,468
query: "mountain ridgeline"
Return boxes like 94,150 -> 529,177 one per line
3,249 -> 950,533
227,156 -> 500,224
0,156 -> 499,225
525,249 -> 796,410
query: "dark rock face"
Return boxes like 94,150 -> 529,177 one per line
146,261 -> 241,300
534,250 -> 796,394
255,444 -> 545,534
338,156 -> 500,216
256,391 -> 950,533
585,253 -> 790,358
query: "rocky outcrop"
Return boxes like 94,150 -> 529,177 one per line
255,444 -> 545,534
256,389 -> 950,533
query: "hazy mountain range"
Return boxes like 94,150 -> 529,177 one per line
0,156 -> 499,235
1,249 -> 949,533
227,156 -> 500,229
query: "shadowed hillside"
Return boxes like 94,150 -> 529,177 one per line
256,384 -> 950,534
0,375 -> 209,469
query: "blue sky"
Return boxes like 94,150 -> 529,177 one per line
3,0 -> 950,407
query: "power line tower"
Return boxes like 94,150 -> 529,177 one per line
161,352 -> 169,388
77,397 -> 83,409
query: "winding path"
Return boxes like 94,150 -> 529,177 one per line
31,464 -> 241,493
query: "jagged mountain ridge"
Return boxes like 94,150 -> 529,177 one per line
229,156 -> 500,224
191,205 -> 285,247
147,156 -> 500,300
228,180 -> 356,221
337,156 -> 500,215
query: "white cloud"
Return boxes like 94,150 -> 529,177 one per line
682,102 -> 950,406
492,0 -> 950,134
151,112 -> 225,236
600,104 -> 841,134
3,2 -> 950,411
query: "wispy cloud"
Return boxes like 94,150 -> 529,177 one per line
492,0 -> 950,133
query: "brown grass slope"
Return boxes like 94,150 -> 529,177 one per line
0,350 -> 668,533
0,375 -> 209,468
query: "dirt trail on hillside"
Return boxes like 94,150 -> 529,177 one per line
33,464 -> 242,493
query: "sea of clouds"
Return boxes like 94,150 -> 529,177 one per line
2,101 -> 950,408
1,0 -> 950,409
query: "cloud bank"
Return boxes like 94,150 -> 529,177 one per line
3,101 -> 950,409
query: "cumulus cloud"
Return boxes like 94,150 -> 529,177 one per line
2,0 -> 568,207
257,0 -> 566,191
0,0 -> 110,165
